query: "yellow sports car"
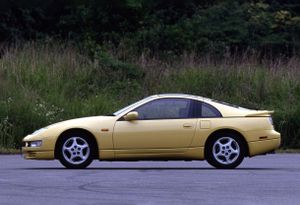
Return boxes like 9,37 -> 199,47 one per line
22,94 -> 281,169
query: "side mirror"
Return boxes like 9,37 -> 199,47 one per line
124,111 -> 139,121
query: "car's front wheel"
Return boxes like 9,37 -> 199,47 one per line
205,133 -> 245,169
58,133 -> 94,169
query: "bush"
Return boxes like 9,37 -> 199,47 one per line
0,42 -> 299,148
0,1 -> 299,56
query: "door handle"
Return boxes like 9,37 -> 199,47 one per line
183,123 -> 193,128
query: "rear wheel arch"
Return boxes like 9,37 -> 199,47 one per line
204,129 -> 249,157
54,128 -> 99,159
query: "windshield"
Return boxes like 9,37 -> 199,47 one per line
113,96 -> 155,116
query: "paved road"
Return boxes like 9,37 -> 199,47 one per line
0,154 -> 299,205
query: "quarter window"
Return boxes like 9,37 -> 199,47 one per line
201,102 -> 222,118
192,100 -> 222,118
134,98 -> 192,120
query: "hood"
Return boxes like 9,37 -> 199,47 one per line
48,115 -> 116,129
24,115 -> 117,141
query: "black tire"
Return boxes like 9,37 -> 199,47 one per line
205,132 -> 245,169
57,132 -> 95,169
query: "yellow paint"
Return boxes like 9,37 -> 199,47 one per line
200,120 -> 211,129
22,94 -> 281,162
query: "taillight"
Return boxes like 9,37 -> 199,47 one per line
269,117 -> 274,126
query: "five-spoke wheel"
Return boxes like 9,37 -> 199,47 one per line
62,137 -> 90,165
206,133 -> 245,169
58,133 -> 94,169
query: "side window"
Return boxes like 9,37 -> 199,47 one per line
192,100 -> 222,118
135,98 -> 192,120
202,102 -> 222,118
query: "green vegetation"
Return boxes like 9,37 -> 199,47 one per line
0,147 -> 20,154
1,1 -> 300,56
276,149 -> 300,154
0,42 -> 299,149
0,1 -> 299,150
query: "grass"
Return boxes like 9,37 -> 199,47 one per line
0,147 -> 21,154
0,41 -> 299,149
276,149 -> 300,154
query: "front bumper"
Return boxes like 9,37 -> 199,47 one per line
22,134 -> 56,160
22,147 -> 54,160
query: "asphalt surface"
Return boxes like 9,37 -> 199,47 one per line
0,154 -> 299,205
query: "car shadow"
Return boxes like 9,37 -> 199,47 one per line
16,167 -> 287,171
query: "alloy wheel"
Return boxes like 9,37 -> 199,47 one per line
62,136 -> 90,165
212,137 -> 240,165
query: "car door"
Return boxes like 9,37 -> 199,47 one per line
113,98 -> 197,156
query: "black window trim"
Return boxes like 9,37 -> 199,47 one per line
192,101 -> 223,118
117,97 -> 223,121
118,98 -> 193,121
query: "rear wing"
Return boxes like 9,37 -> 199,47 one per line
245,110 -> 274,117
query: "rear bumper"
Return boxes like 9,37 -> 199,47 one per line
248,130 -> 281,156
22,147 -> 54,160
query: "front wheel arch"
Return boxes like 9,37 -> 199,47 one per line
54,128 -> 99,160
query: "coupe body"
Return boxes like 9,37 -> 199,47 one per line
22,94 -> 281,169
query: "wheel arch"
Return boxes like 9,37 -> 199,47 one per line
54,128 -> 99,159
204,128 -> 249,157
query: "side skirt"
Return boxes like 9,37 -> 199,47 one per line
99,147 -> 204,161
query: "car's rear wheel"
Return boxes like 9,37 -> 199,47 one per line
58,133 -> 94,169
205,133 -> 245,169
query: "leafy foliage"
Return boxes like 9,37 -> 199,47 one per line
0,43 -> 299,148
0,1 -> 299,149
0,0 -> 299,55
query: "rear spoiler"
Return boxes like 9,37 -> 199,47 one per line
245,110 -> 274,117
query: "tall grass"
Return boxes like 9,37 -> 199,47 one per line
0,42 -> 299,148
